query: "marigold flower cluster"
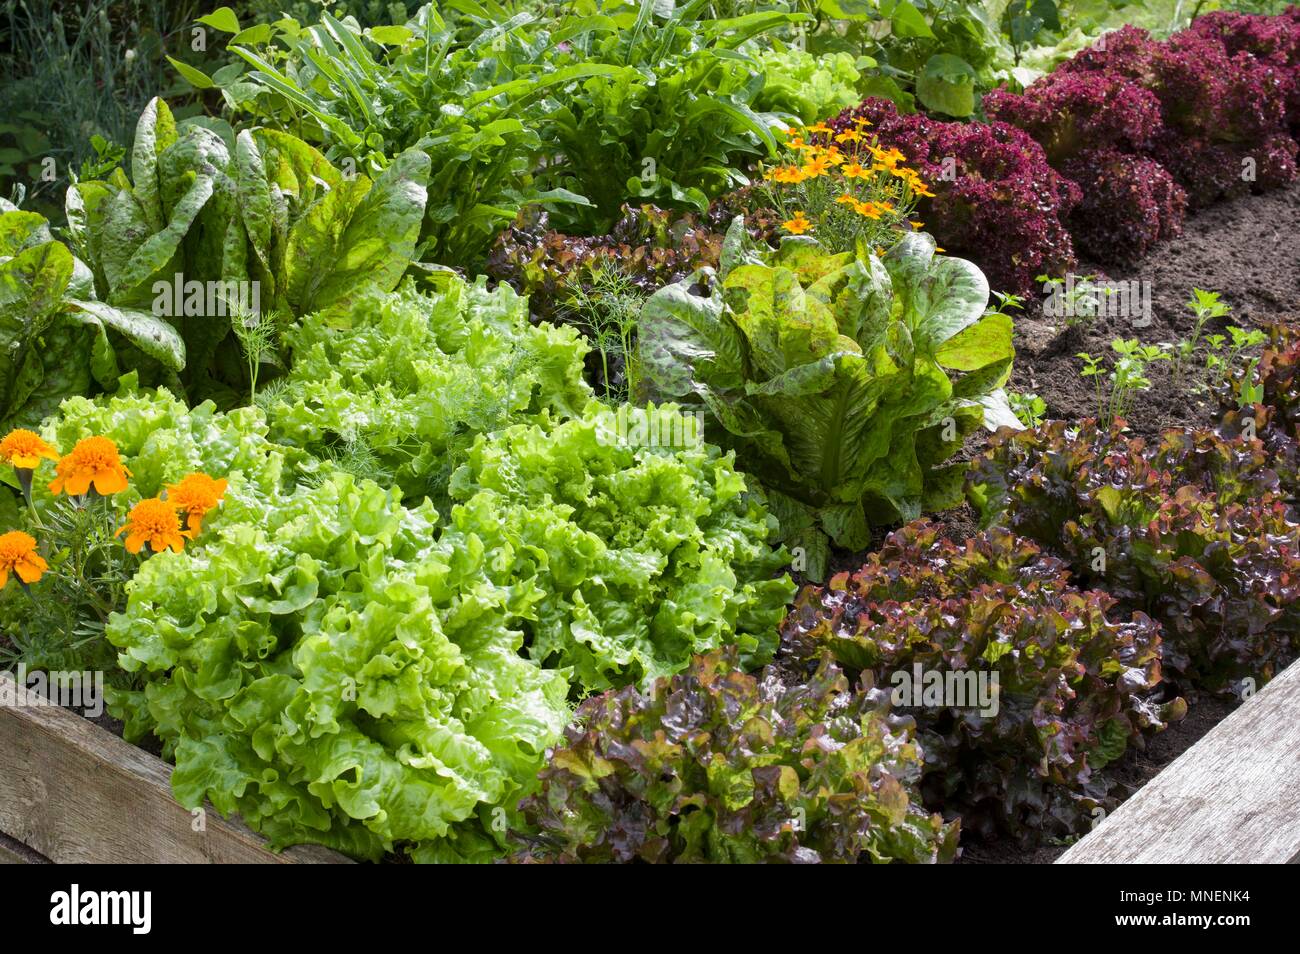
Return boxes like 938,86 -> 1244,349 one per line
760,117 -> 928,245
0,428 -> 229,587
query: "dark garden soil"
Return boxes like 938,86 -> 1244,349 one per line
1012,182 -> 1300,439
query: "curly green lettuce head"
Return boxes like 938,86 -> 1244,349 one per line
107,469 -> 572,862
448,402 -> 796,692
38,384 -> 290,508
266,277 -> 592,503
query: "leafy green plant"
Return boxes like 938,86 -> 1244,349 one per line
750,45 -> 864,122
1207,325 -> 1268,394
1077,338 -> 1170,422
639,228 -> 1018,580
1174,287 -> 1231,383
537,0 -> 809,231
105,397 -> 793,859
264,278 -> 593,504
190,5 -> 625,266
446,402 -> 795,691
66,97 -> 430,406
107,467 -> 574,863
1009,390 -> 1047,428
1,385 -> 289,677
0,200 -> 184,432
800,0 -> 1019,116
513,648 -> 959,864
782,520 -> 1183,840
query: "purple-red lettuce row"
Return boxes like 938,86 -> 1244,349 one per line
511,648 -> 960,864
1185,8 -> 1300,133
1059,148 -> 1186,263
780,520 -> 1181,843
823,97 -> 1079,296
968,421 -> 1300,690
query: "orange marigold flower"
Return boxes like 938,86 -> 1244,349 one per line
167,473 -> 228,534
801,155 -> 832,178
852,117 -> 872,128
770,165 -> 807,184
782,212 -> 813,235
0,530 -> 46,588
854,201 -> 883,220
48,436 -> 131,497
116,497 -> 188,554
910,220 -> 925,229
0,429 -> 58,470
836,193 -> 859,205
808,122 -> 832,135
841,162 -> 869,179
834,129 -> 862,144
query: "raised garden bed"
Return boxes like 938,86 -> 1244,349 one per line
2,3 -> 1300,867
0,673 -> 349,865
1057,659 -> 1300,864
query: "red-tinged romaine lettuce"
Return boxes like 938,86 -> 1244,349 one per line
447,403 -> 795,692
639,229 -> 1018,580
265,277 -> 593,502
968,420 -> 1300,689
66,98 -> 430,404
781,521 -> 1182,842
0,201 -> 184,431
512,648 -> 959,864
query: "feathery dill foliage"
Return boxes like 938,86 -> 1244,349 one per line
230,306 -> 285,407
556,264 -> 644,405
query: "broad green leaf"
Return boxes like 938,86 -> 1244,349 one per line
167,56 -> 214,90
235,132 -> 274,275
889,0 -> 936,38
283,148 -> 429,314
936,312 -> 1014,371
197,7 -> 241,33
131,98 -> 178,232
0,209 -> 52,255
66,299 -> 187,373
916,54 -> 976,117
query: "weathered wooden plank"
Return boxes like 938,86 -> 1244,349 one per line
0,672 -> 351,864
1057,660 -> 1300,864
0,829 -> 47,863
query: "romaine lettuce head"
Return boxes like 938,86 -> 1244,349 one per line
639,230 -> 1017,580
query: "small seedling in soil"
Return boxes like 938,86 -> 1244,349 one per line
1039,273 -> 1112,329
1206,325 -> 1268,398
1009,391 -> 1048,428
1079,339 -> 1171,423
1174,288 -> 1231,388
